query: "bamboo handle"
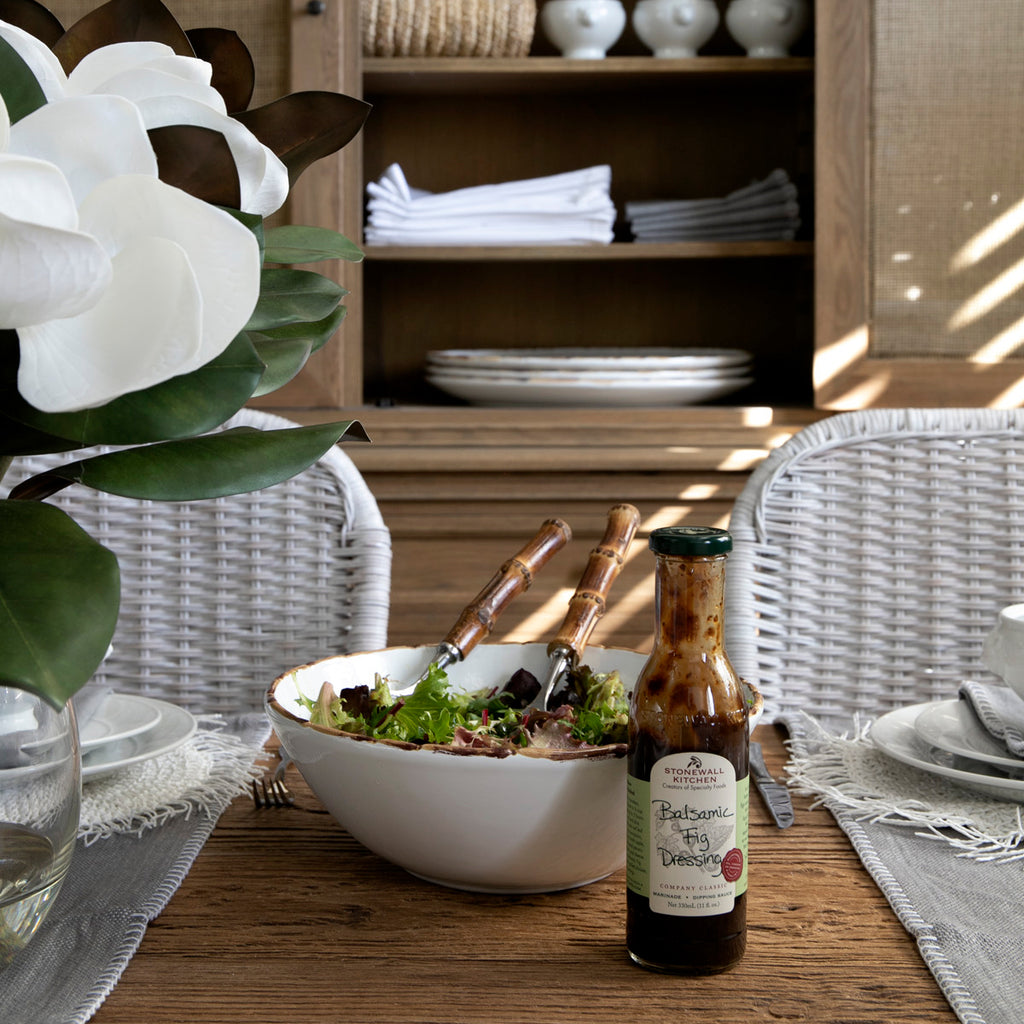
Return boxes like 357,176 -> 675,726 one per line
547,503 -> 641,660
442,517 -> 573,659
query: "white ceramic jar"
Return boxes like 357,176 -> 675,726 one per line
540,0 -> 627,59
724,0 -> 809,58
633,0 -> 719,58
983,603 -> 1024,699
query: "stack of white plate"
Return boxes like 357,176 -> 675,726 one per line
425,347 -> 754,407
78,694 -> 196,781
871,699 -> 1024,803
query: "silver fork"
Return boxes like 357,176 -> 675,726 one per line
250,756 -> 294,808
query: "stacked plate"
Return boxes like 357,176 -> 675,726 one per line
79,694 -> 196,781
77,692 -> 195,778
871,700 -> 1024,802
425,347 -> 754,407
4,693 -> 196,784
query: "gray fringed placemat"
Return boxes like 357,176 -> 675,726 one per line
0,713 -> 270,1024
786,703 -> 1024,1024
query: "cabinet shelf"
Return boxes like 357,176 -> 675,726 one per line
364,56 -> 814,94
365,241 -> 813,262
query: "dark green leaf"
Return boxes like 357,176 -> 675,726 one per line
4,334 -> 265,446
234,91 -> 371,187
15,421 -> 370,502
0,0 -> 65,46
0,410 -> 84,457
246,336 -> 313,397
53,0 -> 192,73
185,27 -> 254,113
264,225 -> 363,266
245,269 -> 345,331
148,124 -> 241,208
0,33 -> 47,122
252,303 -> 347,356
0,501 -> 119,708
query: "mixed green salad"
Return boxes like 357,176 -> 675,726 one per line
297,663 -> 630,753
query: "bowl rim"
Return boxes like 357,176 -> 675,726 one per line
265,642 -> 764,762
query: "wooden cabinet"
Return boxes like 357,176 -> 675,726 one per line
269,3 -> 820,649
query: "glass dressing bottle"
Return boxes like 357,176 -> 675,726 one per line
626,526 -> 749,974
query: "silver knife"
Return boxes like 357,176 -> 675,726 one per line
749,741 -> 795,829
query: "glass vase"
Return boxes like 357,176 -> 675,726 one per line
0,687 -> 80,967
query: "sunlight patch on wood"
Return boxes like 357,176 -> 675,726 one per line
814,325 -> 869,391
970,314 -> 1024,363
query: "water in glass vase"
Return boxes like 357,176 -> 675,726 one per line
0,823 -> 63,965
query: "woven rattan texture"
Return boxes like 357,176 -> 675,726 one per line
726,409 -> 1024,731
872,0 -> 1024,361
362,0 -> 536,57
5,410 -> 392,715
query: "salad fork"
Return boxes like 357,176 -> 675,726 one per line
250,757 -> 294,808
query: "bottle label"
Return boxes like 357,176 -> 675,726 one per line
627,753 -> 748,917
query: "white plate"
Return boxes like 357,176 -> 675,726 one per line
80,693 -> 163,752
914,699 -> 1024,773
427,373 -> 753,407
425,363 -> 752,382
82,700 -> 196,781
870,703 -> 1024,803
426,347 -> 753,372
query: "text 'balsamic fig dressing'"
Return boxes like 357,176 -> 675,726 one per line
626,526 -> 749,975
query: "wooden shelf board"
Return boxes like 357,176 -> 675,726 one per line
364,56 -> 814,94
364,241 -> 813,261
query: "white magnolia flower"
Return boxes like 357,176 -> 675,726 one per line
0,91 -> 261,413
0,22 -> 288,216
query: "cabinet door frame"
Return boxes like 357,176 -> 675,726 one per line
257,0 -> 365,409
814,0 -> 1024,409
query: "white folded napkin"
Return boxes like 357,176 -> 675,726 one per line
365,163 -> 616,245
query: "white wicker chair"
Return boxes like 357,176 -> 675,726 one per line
725,408 -> 1024,733
4,409 -> 392,714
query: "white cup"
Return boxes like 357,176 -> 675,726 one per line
540,0 -> 627,59
982,603 -> 1024,698
633,0 -> 720,59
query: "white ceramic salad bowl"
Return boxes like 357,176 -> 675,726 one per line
266,642 -> 762,894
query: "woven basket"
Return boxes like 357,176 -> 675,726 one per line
363,0 -> 537,57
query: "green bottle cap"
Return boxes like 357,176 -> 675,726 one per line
649,526 -> 732,556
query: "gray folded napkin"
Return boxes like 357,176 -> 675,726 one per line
959,680 -> 1024,758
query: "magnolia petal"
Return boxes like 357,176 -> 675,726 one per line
10,94 -> 157,204
0,152 -> 78,229
0,93 -> 9,151
0,209 -> 111,328
17,234 -> 203,412
86,65 -> 227,113
79,174 -> 260,372
0,155 -> 111,327
0,20 -> 68,102
138,94 -> 288,216
65,41 -> 180,95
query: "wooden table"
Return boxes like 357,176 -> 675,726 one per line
89,726 -> 956,1024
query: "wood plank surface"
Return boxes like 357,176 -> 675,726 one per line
87,728 -> 957,1024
